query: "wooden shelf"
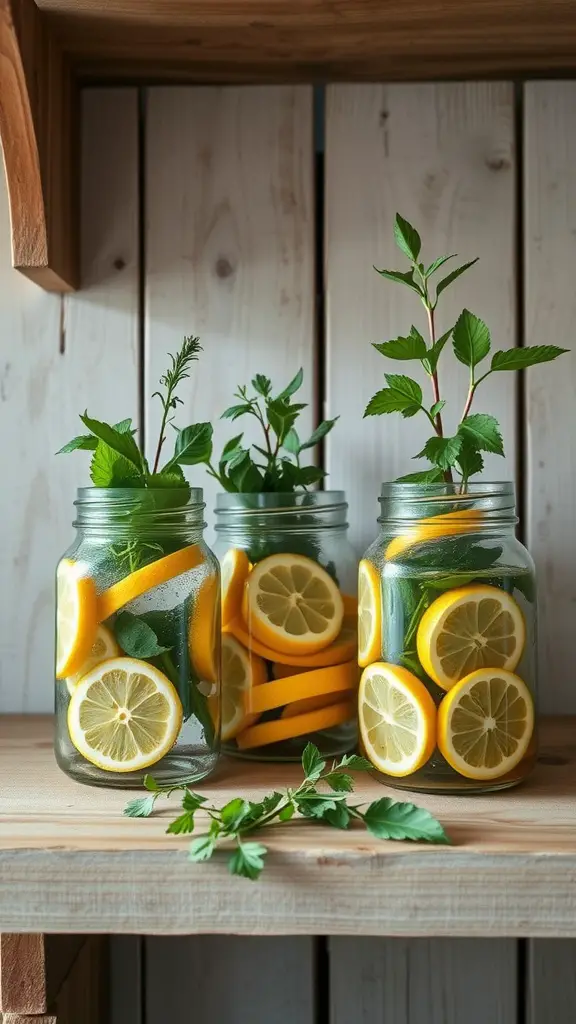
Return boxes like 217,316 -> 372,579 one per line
2,715 -> 576,937
3,0 -> 576,290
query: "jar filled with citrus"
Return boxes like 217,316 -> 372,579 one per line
55,487 -> 220,787
358,482 -> 537,793
214,491 -> 358,760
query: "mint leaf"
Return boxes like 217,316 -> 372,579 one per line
362,797 -> 449,844
396,469 -> 444,483
144,775 -> 161,792
491,345 -> 568,371
57,433 -> 98,454
229,842 -> 268,880
395,536 -> 502,571
167,811 -> 197,835
168,422 -> 213,467
267,399 -> 304,444
299,417 -> 339,451
425,254 -> 456,277
227,451 -> 264,492
459,413 -> 504,455
279,803 -> 295,821
416,435 -> 462,470
338,754 -> 374,771
114,611 -> 171,658
221,434 -> 244,462
295,792 -> 339,818
90,443 -> 144,488
422,329 -> 452,375
435,258 -> 479,300
322,804 -> 351,829
325,771 -> 354,793
147,469 -> 191,496
365,387 -> 420,417
373,330 -> 426,361
221,403 -> 253,421
80,413 -> 145,474
374,267 -> 424,296
276,368 -> 304,401
394,213 -> 421,261
189,835 -> 216,862
452,310 -> 490,368
457,441 -> 484,479
252,374 -> 272,396
124,795 -> 157,818
384,374 -> 422,409
220,797 -> 251,832
302,742 -> 325,780
294,465 -> 325,486
283,428 -> 301,455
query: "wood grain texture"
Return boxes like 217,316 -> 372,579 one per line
1,716 -> 576,936
30,0 -> 576,82
146,936 -> 314,1024
524,82 -> 576,714
0,88 -> 139,714
145,86 -> 315,513
0,935 -> 45,1013
0,0 -> 77,290
50,937 -> 107,1024
528,940 -> 576,1023
325,83 -> 517,553
330,937 -> 516,1024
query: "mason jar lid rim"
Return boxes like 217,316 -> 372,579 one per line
215,490 -> 347,513
380,481 -> 514,496
75,486 -> 204,506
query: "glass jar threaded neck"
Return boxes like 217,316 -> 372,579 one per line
378,481 -> 518,528
73,487 -> 206,539
214,491 -> 349,537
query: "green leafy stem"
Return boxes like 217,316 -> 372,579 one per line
365,213 -> 568,489
124,742 -> 449,881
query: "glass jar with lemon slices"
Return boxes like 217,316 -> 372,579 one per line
358,482 -> 537,794
213,491 -> 358,760
55,487 -> 221,787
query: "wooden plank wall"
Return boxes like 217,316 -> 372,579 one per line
1,80 -> 576,1023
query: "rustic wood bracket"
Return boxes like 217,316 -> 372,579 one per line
3,0 -> 576,291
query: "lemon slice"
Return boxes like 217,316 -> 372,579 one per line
358,559 -> 382,668
247,659 -> 357,715
189,572 -> 220,684
221,633 -> 267,742
98,544 -> 203,621
417,584 -> 525,691
385,508 -> 482,561
67,657 -> 182,772
226,617 -> 356,668
437,668 -> 534,780
56,559 -> 98,679
65,623 -> 120,695
281,692 -> 346,718
358,662 -> 436,777
221,548 -> 251,627
243,553 -> 344,656
236,700 -> 355,751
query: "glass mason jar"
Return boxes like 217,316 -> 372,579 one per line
55,488 -> 221,788
213,491 -> 358,760
359,482 -> 537,794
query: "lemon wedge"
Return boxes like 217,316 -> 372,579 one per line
358,559 -> 382,667
221,633 -> 266,742
56,559 -> 98,679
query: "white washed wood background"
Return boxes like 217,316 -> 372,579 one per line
2,81 -> 576,1024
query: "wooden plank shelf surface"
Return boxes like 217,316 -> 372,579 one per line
1,716 -> 576,938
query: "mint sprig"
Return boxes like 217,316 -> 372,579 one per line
198,371 -> 338,494
365,214 -> 569,488
124,742 -> 449,880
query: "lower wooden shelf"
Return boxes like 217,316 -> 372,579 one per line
1,715 -> 576,937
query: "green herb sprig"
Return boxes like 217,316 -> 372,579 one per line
198,370 -> 338,493
365,214 -> 568,488
124,742 -> 449,880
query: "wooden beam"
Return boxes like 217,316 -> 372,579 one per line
0,934 -> 85,1014
0,0 -> 77,291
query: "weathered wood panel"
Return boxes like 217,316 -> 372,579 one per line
330,937 -> 517,1024
325,82 -> 516,553
145,86 -> 315,516
524,81 -> 576,714
0,88 -> 139,713
146,936 -> 315,1024
528,940 -> 576,1023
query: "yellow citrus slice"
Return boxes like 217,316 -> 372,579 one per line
247,660 -> 357,715
236,700 -> 355,751
65,623 -> 120,696
189,572 -> 220,684
358,559 -> 382,668
56,559 -> 98,679
225,617 -> 357,668
417,584 -> 526,691
281,692 -> 348,718
242,553 -> 344,656
437,668 -> 534,780
221,633 -> 267,742
272,662 -> 309,679
221,548 -> 251,628
67,657 -> 182,772
386,508 -> 482,561
98,544 -> 203,621
358,662 -> 436,777
342,593 -> 358,617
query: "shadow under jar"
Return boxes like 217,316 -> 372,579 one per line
213,491 -> 358,761
359,482 -> 537,794
55,487 -> 221,788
